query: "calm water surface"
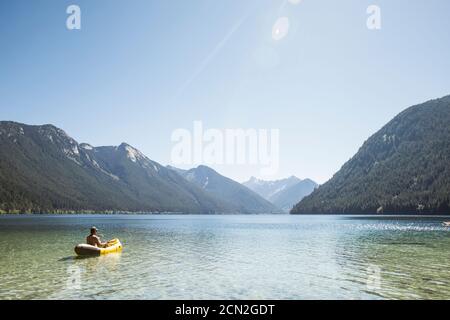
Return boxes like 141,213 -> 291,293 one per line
0,214 -> 449,300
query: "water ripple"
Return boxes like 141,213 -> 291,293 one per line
0,215 -> 449,299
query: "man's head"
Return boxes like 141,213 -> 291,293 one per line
90,226 -> 98,235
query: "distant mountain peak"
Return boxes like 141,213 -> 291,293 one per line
197,165 -> 221,175
0,121 -> 25,138
80,143 -> 94,150
244,175 -> 301,185
181,165 -> 281,213
118,142 -> 146,163
243,175 -> 317,212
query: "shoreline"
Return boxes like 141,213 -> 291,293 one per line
0,212 -> 449,217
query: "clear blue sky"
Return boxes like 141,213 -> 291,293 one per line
1,0 -> 449,183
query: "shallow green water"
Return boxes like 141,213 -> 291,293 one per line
0,214 -> 449,300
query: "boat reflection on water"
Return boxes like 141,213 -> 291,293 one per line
51,252 -> 123,299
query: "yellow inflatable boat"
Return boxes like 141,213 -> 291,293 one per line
75,238 -> 123,256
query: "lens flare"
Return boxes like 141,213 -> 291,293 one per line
272,17 -> 290,41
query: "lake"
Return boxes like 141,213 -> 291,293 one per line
0,214 -> 449,300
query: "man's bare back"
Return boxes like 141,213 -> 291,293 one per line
87,227 -> 107,248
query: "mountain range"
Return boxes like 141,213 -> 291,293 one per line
3,94 -> 448,215
243,176 -> 318,212
0,121 -> 278,214
291,95 -> 450,215
179,166 -> 280,214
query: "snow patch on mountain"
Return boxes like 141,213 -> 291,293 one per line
121,144 -> 146,163
268,185 -> 287,198
80,143 -> 93,150
91,158 -> 120,181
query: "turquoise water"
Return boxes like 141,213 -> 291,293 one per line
0,214 -> 449,300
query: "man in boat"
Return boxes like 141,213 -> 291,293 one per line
86,226 -> 107,248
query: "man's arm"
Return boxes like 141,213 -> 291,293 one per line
94,235 -> 107,248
